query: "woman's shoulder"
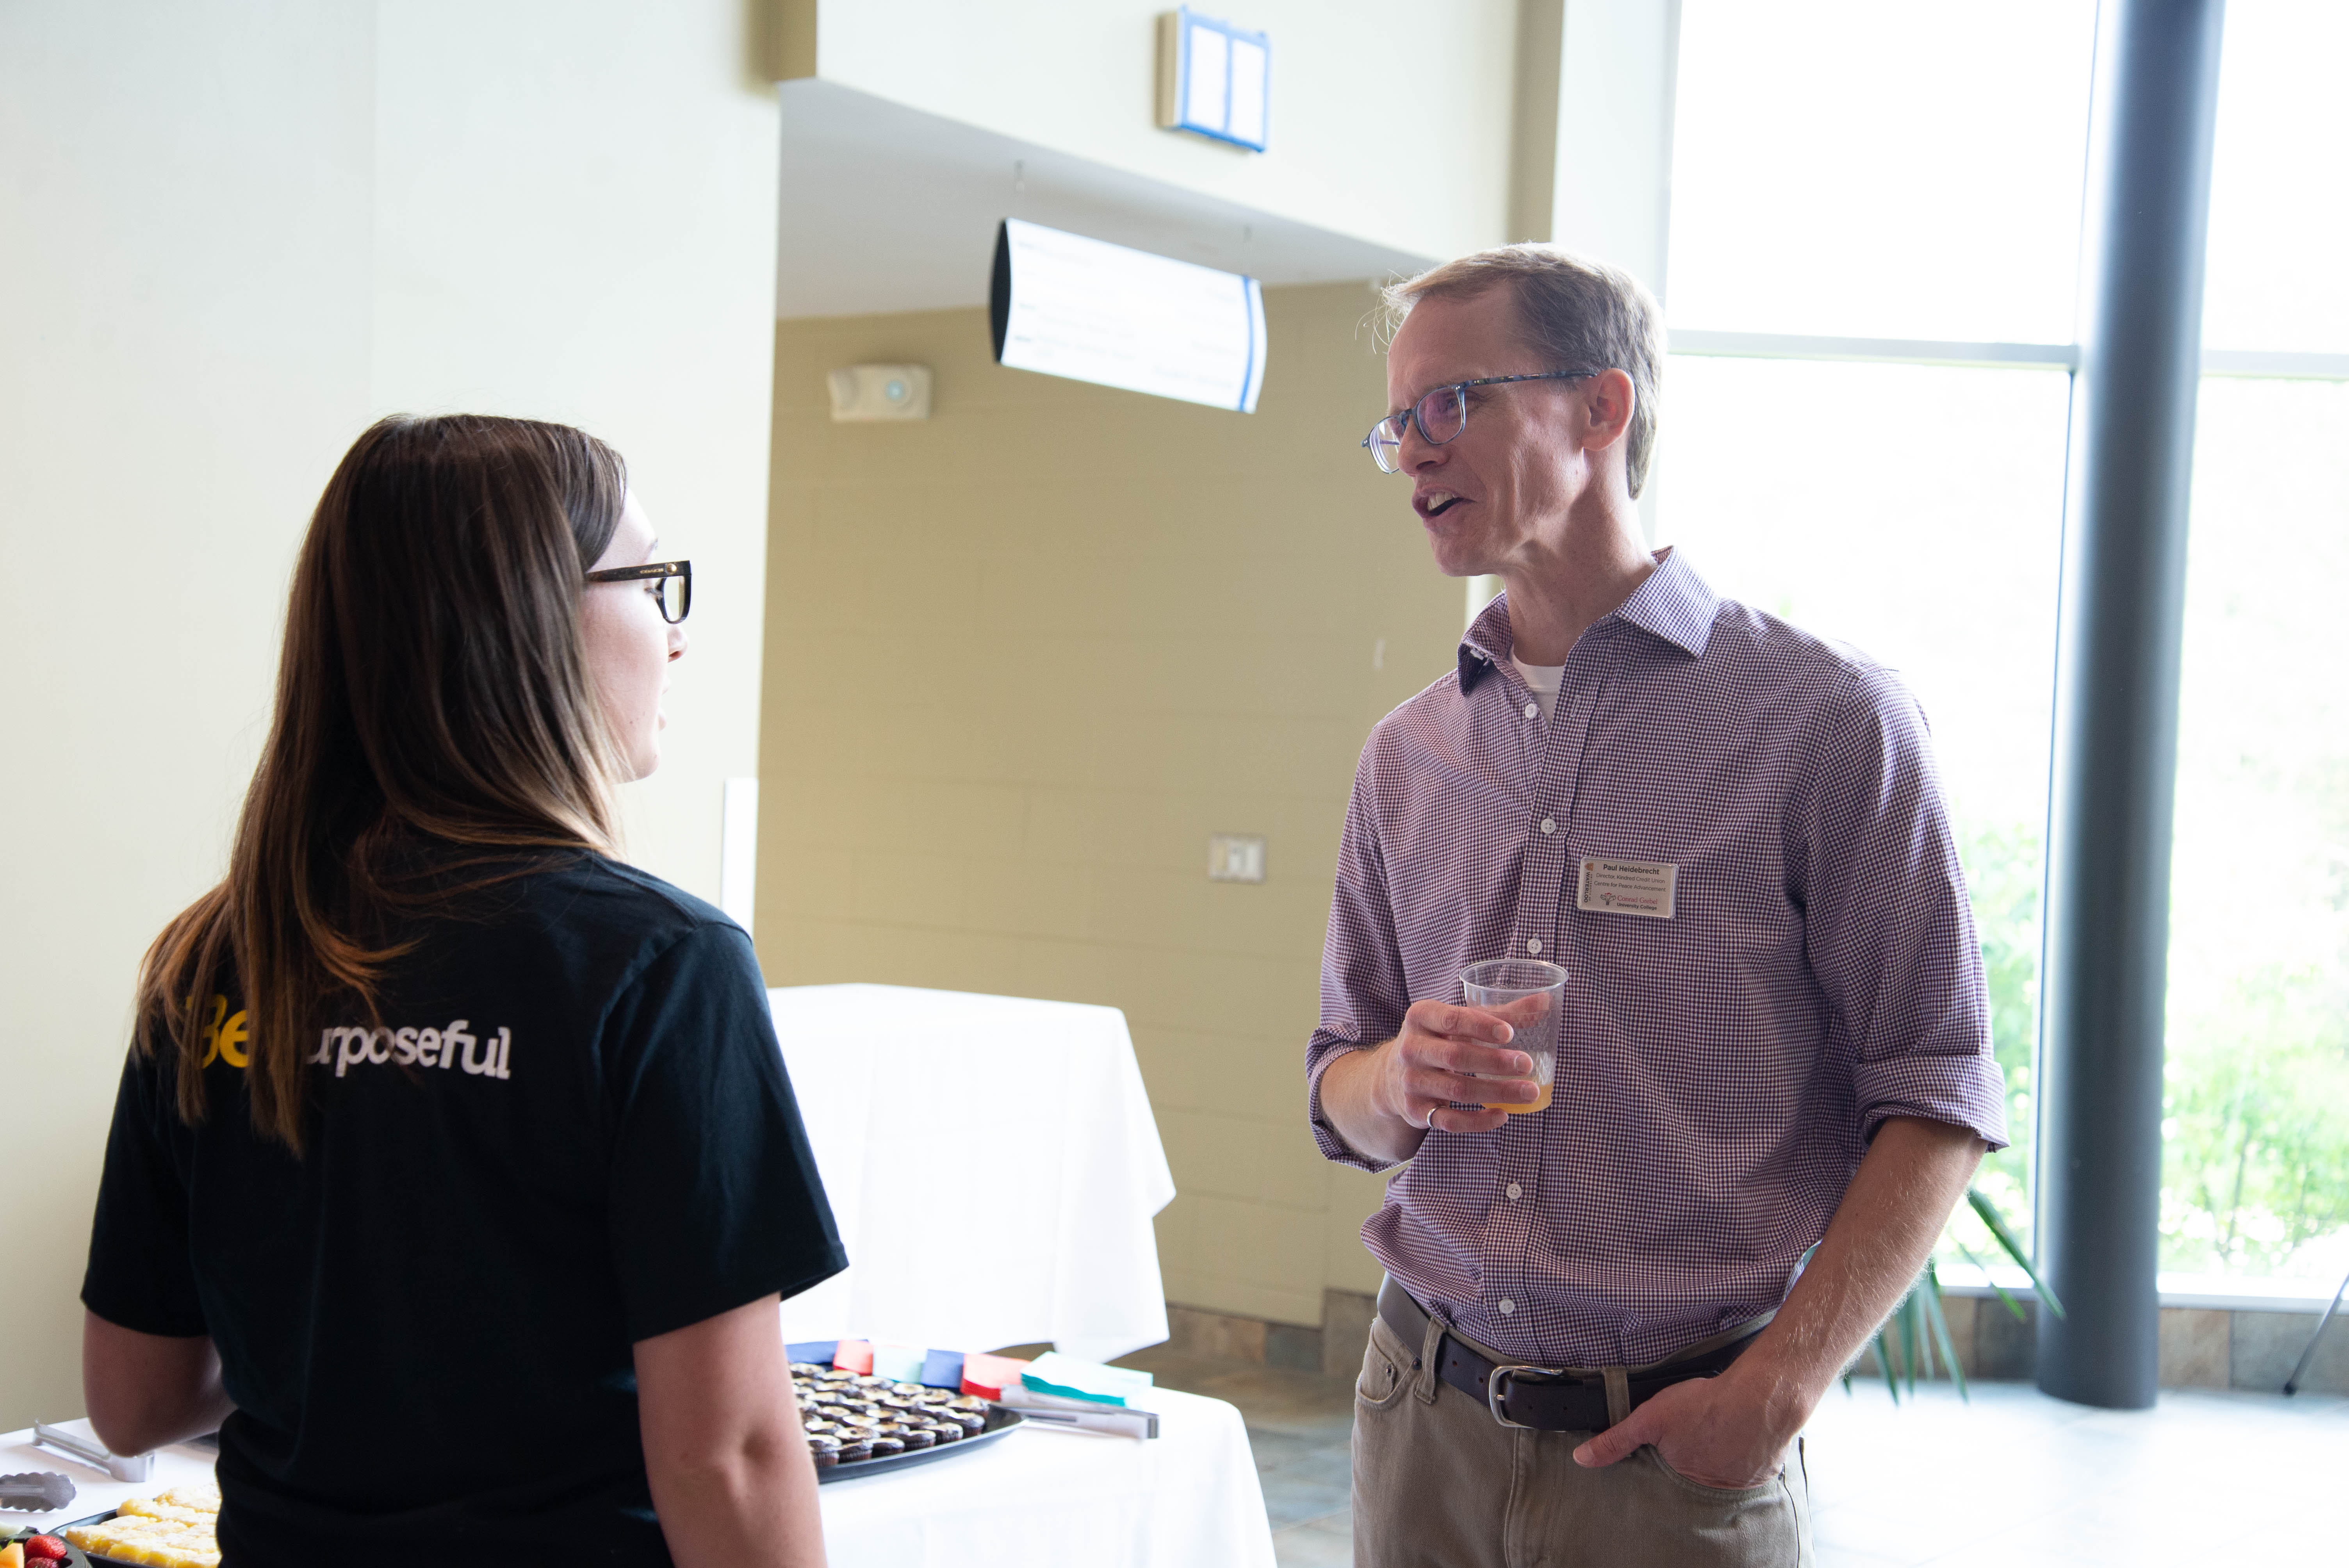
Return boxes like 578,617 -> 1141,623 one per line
547,853 -> 736,932
401,851 -> 754,1000
413,850 -> 731,933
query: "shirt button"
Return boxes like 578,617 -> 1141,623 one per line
1524,702 -> 1539,719
1540,818 -> 1555,835
1498,1299 -> 1516,1316
1526,938 -> 1542,955
1506,1182 -> 1523,1200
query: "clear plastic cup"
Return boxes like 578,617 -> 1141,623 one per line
1461,958 -> 1566,1114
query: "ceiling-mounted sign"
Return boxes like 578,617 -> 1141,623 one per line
1155,9 -> 1269,153
989,219 -> 1267,413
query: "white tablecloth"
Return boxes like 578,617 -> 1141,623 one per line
770,984 -> 1176,1363
817,1388 -> 1275,1568
0,1422 -> 218,1535
3,1397 -> 1277,1568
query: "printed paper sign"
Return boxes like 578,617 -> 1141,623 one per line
1576,857 -> 1678,919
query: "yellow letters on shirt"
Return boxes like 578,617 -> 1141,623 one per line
196,994 -> 251,1070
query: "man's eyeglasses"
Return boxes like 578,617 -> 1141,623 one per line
1362,371 -> 1602,474
585,559 -> 693,624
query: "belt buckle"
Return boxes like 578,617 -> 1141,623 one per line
1485,1363 -> 1569,1430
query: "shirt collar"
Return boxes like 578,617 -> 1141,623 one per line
1456,548 -> 1722,692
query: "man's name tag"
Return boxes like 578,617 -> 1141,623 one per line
1577,857 -> 1677,919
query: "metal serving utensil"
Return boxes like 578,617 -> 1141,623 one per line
31,1421 -> 151,1482
0,1470 -> 76,1511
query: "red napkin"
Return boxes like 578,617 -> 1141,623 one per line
959,1352 -> 1030,1399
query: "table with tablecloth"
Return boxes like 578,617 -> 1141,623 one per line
767,983 -> 1177,1364
814,1385 -> 1273,1567
765,984 -> 1273,1563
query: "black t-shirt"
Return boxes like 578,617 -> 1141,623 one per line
82,853 -> 846,1566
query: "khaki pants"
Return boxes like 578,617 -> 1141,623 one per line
1351,1314 -> 1814,1568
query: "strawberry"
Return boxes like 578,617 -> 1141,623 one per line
23,1540 -> 67,1562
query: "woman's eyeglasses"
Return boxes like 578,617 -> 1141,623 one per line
585,559 -> 692,624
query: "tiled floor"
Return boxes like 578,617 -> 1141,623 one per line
1118,1346 -> 2349,1567
1800,1378 -> 2349,1566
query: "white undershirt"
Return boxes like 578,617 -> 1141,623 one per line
1513,655 -> 1565,719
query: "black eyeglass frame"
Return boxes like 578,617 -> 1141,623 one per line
1361,370 -> 1604,473
584,558 -> 693,624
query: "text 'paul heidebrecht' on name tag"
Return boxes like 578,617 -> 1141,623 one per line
1576,858 -> 1678,919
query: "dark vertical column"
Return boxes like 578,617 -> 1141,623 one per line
2037,0 -> 2226,1411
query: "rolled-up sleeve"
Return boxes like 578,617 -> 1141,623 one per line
1798,665 -> 2009,1149
1306,740 -> 1414,1172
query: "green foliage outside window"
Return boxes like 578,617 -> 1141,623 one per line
2160,376 -> 2349,1283
2161,962 -> 2349,1273
1946,809 -> 2349,1283
1935,822 -> 2041,1269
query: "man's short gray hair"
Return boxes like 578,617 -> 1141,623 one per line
1379,245 -> 1665,499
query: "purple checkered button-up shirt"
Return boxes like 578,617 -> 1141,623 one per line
1306,549 -> 2007,1368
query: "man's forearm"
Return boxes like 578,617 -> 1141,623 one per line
1730,1116 -> 1984,1435
1572,1114 -> 1989,1484
1319,1042 -> 1422,1165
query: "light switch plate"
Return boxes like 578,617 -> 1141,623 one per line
827,364 -> 932,421
1208,834 -> 1265,882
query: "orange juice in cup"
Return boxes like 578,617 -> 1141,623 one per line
1461,958 -> 1565,1114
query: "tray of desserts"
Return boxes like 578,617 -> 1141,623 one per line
791,1363 -> 1023,1481
3,1481 -> 222,1568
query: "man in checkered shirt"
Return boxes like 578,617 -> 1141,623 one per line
1310,246 -> 2008,1566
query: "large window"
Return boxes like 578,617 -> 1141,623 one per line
1653,359 -> 2070,1256
1657,0 -> 2098,1269
1660,0 -> 2349,1291
2163,4 -> 2349,1289
1665,2 -> 2094,345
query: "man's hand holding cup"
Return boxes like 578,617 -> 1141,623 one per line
1374,992 -> 1552,1138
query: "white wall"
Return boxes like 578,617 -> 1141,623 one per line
0,0 -> 378,1435
371,1 -> 781,889
0,0 -> 779,1430
795,0 -> 1521,264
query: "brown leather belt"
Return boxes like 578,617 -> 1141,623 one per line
1376,1274 -> 1768,1433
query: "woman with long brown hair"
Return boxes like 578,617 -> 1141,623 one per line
77,415 -> 840,1567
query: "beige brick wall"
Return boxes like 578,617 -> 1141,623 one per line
757,283 -> 1458,1327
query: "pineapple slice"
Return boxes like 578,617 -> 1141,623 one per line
122,1527 -> 203,1565
66,1515 -> 198,1559
132,1536 -> 221,1568
66,1523 -> 141,1556
63,1483 -> 222,1566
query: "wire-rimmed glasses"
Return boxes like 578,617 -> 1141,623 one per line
1362,371 -> 1602,474
585,559 -> 693,624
